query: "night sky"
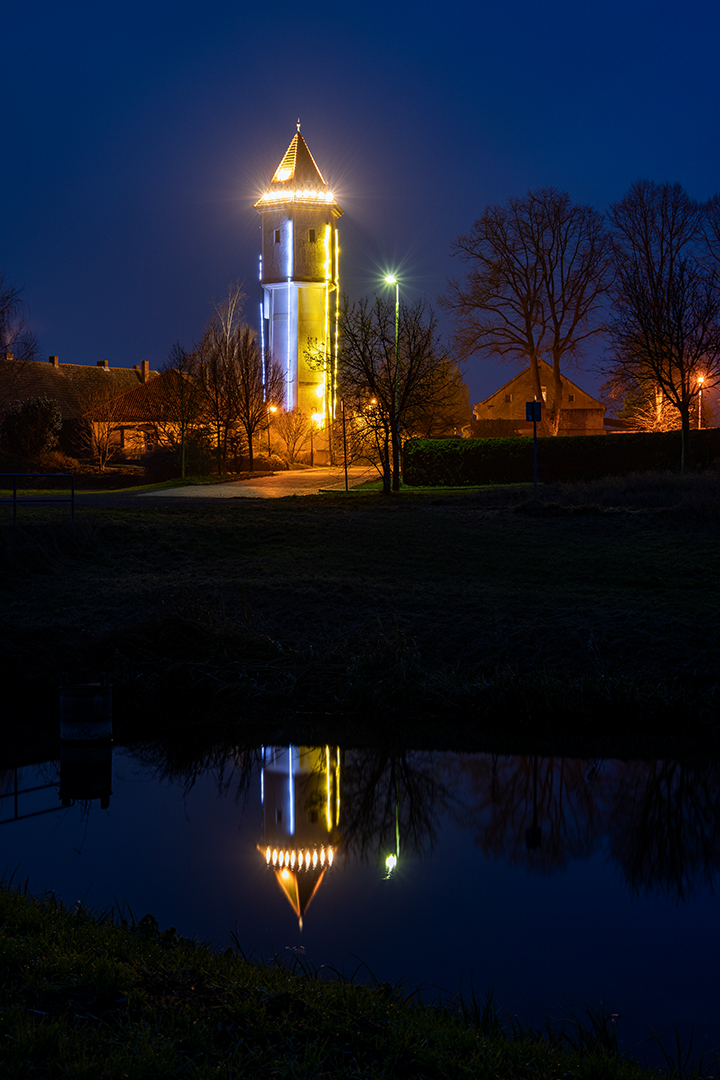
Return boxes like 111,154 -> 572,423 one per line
3,0 -> 719,405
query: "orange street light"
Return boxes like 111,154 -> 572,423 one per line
698,375 -> 705,430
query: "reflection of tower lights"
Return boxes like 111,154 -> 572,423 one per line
263,845 -> 335,871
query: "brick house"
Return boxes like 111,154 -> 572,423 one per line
472,358 -> 605,437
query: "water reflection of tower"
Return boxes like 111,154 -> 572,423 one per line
258,747 -> 341,928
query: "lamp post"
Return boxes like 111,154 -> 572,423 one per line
698,375 -> 705,430
310,412 -> 324,467
267,405 -> 277,454
384,275 -> 400,492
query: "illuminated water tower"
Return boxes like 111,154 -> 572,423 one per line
254,125 -> 342,460
258,746 -> 341,928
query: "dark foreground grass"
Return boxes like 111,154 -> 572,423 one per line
1,471 -> 719,755
0,882 -> 701,1080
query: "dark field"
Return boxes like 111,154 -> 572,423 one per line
2,471 -> 719,755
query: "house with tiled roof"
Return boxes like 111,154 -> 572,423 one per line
82,369 -> 197,457
0,352 -> 158,456
472,358 -> 605,437
0,353 -> 156,417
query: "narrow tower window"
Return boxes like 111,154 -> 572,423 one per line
308,229 -> 316,243
274,229 -> 281,244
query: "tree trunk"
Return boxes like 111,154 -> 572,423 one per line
248,430 -> 254,472
382,429 -> 391,495
391,422 -> 401,491
529,354 -> 551,436
550,354 -> 563,436
216,420 -> 222,475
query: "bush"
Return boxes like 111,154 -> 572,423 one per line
141,437 -> 216,482
403,429 -> 720,486
0,396 -> 63,462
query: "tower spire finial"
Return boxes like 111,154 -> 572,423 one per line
297,118 -> 301,133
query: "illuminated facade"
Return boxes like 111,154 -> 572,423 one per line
258,746 -> 341,928
255,126 -> 342,460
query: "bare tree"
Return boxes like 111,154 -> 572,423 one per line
161,344 -> 206,478
442,188 -> 611,434
196,284 -> 284,472
227,325 -> 284,471
606,180 -> 720,468
338,296 -> 458,491
196,285 -> 246,473
0,272 -> 37,364
602,377 -> 677,432
273,408 -> 310,464
80,387 -> 125,470
0,272 -> 38,413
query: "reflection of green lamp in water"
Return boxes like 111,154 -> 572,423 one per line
384,775 -> 401,878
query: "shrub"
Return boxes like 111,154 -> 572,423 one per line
0,396 -> 63,462
403,429 -> 720,486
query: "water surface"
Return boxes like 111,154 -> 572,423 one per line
2,744 -> 718,1063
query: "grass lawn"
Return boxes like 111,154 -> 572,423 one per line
1,471 -> 718,755
0,883 -> 679,1080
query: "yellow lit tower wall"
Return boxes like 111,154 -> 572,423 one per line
255,130 -> 342,459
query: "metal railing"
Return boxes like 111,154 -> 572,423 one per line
0,473 -> 75,528
0,767 -> 61,825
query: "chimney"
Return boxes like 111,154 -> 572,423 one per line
49,355 -> 60,368
96,360 -> 109,370
141,360 -> 150,383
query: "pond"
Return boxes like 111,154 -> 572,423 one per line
2,741 -> 719,1065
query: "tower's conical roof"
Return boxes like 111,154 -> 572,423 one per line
254,127 -> 342,214
271,131 -> 327,188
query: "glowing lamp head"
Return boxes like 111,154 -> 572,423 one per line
311,412 -> 324,425
269,405 -> 278,413
384,853 -> 398,876
698,376 -> 705,386
384,275 -> 398,285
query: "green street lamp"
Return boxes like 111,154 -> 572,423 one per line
384,275 -> 400,491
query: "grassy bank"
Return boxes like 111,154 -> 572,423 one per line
0,882 -> 691,1079
2,471 -> 719,755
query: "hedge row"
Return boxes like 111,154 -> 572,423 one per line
403,429 -> 720,486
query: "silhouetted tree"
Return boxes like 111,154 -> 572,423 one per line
605,180 -> 720,469
159,345 -> 208,478
607,760 -> 720,901
442,188 -> 610,435
338,296 -> 458,491
445,754 -> 605,874
340,750 -> 448,865
196,284 -> 284,472
0,272 -> 37,366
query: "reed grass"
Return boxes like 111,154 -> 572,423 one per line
0,880 -> 703,1079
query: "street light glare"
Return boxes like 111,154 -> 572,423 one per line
384,274 -> 398,285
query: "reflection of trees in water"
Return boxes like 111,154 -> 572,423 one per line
130,741 -> 260,804
443,755 -> 607,874
607,760 -> 720,902
125,739 -> 720,902
340,750 -> 450,864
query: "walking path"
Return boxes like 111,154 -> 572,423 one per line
135,465 -> 378,499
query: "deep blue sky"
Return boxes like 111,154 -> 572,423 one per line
3,0 -> 719,404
